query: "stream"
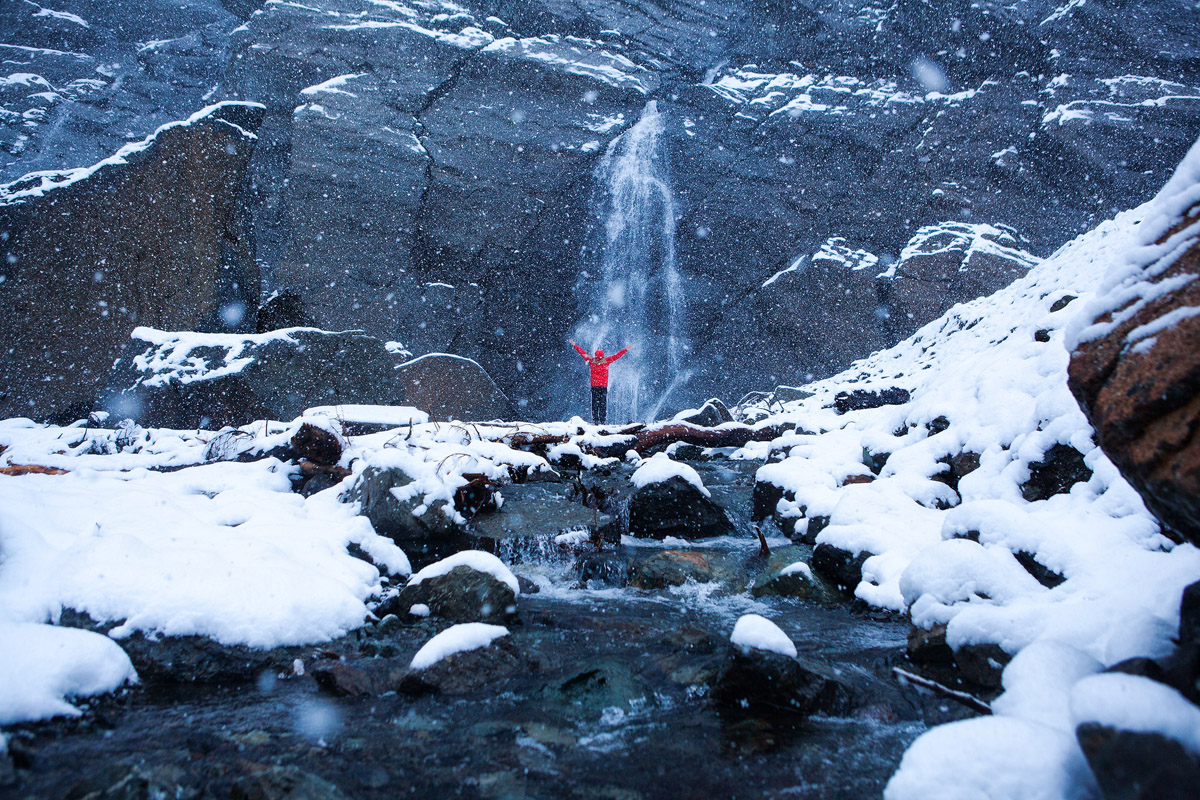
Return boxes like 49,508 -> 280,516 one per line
5,457 -> 976,800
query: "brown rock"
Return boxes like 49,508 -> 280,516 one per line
395,353 -> 515,422
1068,197 -> 1200,545
0,102 -> 265,423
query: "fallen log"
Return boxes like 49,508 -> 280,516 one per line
0,463 -> 70,476
586,422 -> 790,458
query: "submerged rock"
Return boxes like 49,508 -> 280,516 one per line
231,766 -> 353,800
629,550 -> 719,590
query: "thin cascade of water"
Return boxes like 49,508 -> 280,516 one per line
575,101 -> 690,423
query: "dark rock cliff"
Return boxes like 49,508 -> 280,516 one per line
3,0 -> 1199,420
0,101 -> 265,422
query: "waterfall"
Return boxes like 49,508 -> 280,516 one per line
575,101 -> 690,423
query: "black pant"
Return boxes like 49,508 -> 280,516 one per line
591,386 -> 608,425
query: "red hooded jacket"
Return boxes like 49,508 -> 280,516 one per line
573,343 -> 628,387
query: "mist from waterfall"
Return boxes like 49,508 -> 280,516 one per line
575,101 -> 690,423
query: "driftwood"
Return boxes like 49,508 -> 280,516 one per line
893,667 -> 992,715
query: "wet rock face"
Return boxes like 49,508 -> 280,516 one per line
883,223 -> 1039,334
1068,201 -> 1200,546
103,327 -> 405,430
0,102 -> 264,422
627,475 -> 737,540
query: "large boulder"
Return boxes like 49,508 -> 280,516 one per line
627,475 -> 737,540
1068,182 -> 1200,546
396,354 -> 515,422
102,327 -> 405,429
0,101 -> 264,422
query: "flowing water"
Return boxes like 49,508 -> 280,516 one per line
575,101 -> 691,423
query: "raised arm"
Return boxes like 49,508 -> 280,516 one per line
605,348 -> 629,364
570,340 -> 590,362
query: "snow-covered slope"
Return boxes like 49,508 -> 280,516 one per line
738,135 -> 1200,797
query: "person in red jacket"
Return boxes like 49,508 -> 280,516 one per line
571,339 -> 628,425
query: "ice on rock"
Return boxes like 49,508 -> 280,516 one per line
730,614 -> 797,658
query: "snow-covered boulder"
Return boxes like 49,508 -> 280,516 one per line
627,454 -> 735,539
380,551 -> 519,624
399,623 -> 518,695
347,464 -> 474,562
711,614 -> 855,716
1072,674 -> 1200,800
104,327 -> 406,429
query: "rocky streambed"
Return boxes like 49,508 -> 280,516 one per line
2,451 -> 978,800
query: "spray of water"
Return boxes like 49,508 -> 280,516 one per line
576,101 -> 690,423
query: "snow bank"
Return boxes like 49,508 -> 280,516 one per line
408,551 -> 520,595
409,623 -> 510,671
631,452 -> 710,497
0,622 -> 136,725
0,421 -> 410,662
730,614 -> 797,658
737,134 -> 1200,795
884,716 -> 1098,800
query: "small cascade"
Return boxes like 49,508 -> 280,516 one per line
575,101 -> 690,423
